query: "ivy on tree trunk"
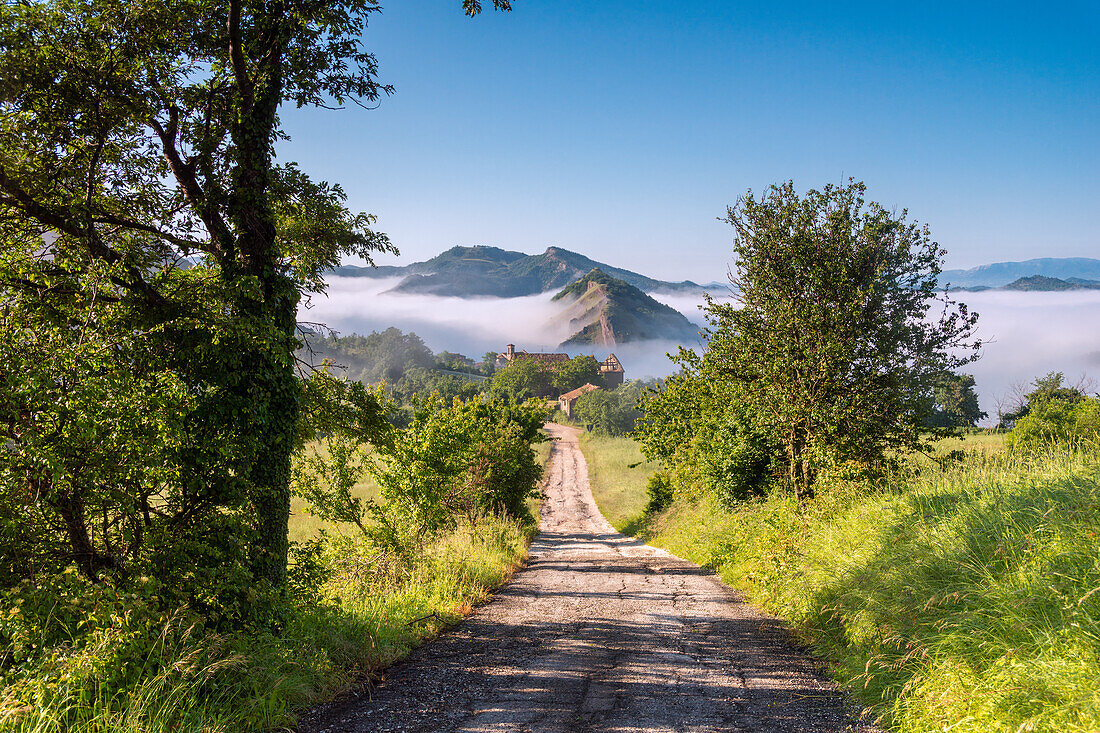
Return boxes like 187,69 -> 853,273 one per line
0,0 -> 512,614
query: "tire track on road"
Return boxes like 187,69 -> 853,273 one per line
300,423 -> 875,733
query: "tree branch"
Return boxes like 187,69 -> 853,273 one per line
0,164 -> 86,240
0,165 -> 169,306
149,115 -> 235,258
92,212 -> 206,252
228,0 -> 254,110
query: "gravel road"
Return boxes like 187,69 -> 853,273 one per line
300,423 -> 876,733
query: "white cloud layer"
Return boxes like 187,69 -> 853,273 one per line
959,291 -> 1100,421
304,278 -> 1100,422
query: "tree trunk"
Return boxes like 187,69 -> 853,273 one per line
238,280 -> 300,588
226,4 -> 296,589
787,436 -> 802,502
54,491 -> 116,578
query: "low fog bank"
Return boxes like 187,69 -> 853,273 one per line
304,278 -> 1099,414
649,290 -> 724,325
303,277 -> 707,379
303,276 -> 573,359
959,291 -> 1100,423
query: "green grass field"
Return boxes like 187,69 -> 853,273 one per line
577,432 -> 659,533
926,428 -> 1007,456
576,432 -> 1100,732
289,478 -> 381,543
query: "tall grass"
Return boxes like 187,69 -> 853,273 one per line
576,434 -> 1100,731
648,447 -> 1100,731
0,515 -> 533,733
577,432 -> 658,532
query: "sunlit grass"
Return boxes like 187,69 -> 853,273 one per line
1,445 -> 555,733
0,516 -> 532,733
646,448 -> 1100,731
576,433 -> 1100,731
577,432 -> 658,532
927,428 -> 1007,457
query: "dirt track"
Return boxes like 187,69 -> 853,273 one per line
300,423 -> 875,733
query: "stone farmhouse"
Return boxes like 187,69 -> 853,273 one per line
496,344 -> 625,387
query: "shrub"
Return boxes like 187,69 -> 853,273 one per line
644,473 -> 674,514
688,405 -> 778,505
295,394 -> 548,550
573,381 -> 644,436
1007,397 -> 1100,452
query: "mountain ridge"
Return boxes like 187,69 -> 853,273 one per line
333,247 -> 1100,296
549,269 -> 700,347
333,245 -> 707,296
940,257 -> 1100,288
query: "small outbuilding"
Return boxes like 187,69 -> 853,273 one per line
558,383 -> 601,417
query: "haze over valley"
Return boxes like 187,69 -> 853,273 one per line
309,249 -> 1100,421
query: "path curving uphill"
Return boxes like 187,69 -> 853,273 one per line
300,423 -> 875,733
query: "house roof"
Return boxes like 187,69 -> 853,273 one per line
599,353 -> 624,372
522,352 -> 571,363
503,350 -> 570,364
559,383 -> 601,401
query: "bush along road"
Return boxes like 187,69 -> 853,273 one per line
300,424 -> 875,733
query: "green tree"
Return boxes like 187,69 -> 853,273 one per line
634,349 -> 778,504
999,372 -> 1087,428
573,381 -> 645,436
1006,397 -> 1100,451
366,396 -> 548,537
926,373 -> 987,428
552,355 -> 601,394
436,351 -> 477,372
706,180 -> 980,497
0,0 -> 509,607
394,367 -> 486,405
490,358 -> 553,400
481,351 -> 501,376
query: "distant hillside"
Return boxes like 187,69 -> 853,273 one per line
333,245 -> 703,296
550,269 -> 699,347
1001,275 -> 1100,292
940,257 -> 1100,288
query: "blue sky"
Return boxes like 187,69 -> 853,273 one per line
282,0 -> 1099,283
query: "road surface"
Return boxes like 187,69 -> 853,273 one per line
300,423 -> 874,733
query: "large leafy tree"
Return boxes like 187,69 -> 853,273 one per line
926,372 -> 987,428
706,180 -> 980,497
0,0 -> 508,605
490,358 -> 553,400
551,355 -> 601,393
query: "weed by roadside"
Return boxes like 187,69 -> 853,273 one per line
579,434 -> 1100,732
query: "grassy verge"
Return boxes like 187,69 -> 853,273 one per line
1,445 -> 553,733
577,432 -> 659,533
578,435 -> 1100,732
0,515 -> 534,733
